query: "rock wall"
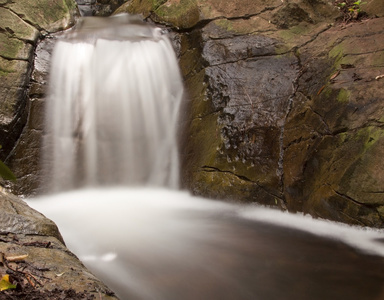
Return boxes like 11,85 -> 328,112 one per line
122,0 -> 384,227
0,0 -> 78,195
0,0 -> 77,161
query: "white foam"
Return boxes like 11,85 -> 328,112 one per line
238,205 -> 384,257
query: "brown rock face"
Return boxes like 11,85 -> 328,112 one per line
0,0 -> 77,161
124,0 -> 384,227
283,18 -> 384,226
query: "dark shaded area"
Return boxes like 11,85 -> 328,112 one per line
0,287 -> 95,300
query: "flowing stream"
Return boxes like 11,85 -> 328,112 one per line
27,14 -> 384,300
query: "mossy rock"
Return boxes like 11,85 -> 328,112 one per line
154,0 -> 200,28
3,0 -> 77,33
0,7 -> 39,42
0,0 -> 77,159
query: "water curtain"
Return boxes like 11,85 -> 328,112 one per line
44,15 -> 184,191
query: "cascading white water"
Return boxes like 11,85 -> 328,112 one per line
44,15 -> 183,191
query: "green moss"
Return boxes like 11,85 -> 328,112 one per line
279,24 -> 309,41
153,0 -> 168,10
274,45 -> 290,55
215,19 -> 234,32
337,88 -> 350,103
366,131 -> 384,150
372,51 -> 384,67
4,0 -> 76,32
320,85 -> 333,98
328,43 -> 344,60
0,7 -> 38,41
62,0 -> 77,12
189,113 -> 221,167
154,0 -> 199,28
337,55 -> 358,67
126,0 -> 167,17
0,69 -> 12,77
0,34 -> 30,60
360,127 -> 384,152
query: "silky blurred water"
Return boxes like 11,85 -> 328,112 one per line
44,15 -> 183,192
27,188 -> 384,300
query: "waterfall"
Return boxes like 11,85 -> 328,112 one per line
28,14 -> 384,300
44,15 -> 183,192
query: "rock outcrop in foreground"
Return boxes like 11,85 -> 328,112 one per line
122,0 -> 384,227
0,189 -> 118,299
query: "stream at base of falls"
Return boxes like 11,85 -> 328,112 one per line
36,14 -> 384,300
27,188 -> 384,300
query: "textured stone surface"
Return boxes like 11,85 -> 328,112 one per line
0,0 -> 77,160
283,18 -> 384,226
5,35 -> 58,196
126,0 -> 384,227
76,0 -> 128,16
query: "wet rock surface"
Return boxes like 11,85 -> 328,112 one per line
5,34 -> 58,196
75,0 -> 128,16
0,0 -> 77,160
124,0 -> 384,226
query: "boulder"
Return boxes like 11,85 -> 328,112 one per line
0,188 -> 118,299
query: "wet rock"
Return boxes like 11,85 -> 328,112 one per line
283,18 -> 384,226
0,0 -> 77,160
5,35 -> 57,196
75,0 -> 128,16
127,0 -> 384,226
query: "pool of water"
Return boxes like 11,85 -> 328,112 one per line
27,188 -> 384,300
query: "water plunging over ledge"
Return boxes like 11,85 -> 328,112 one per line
44,15 -> 183,192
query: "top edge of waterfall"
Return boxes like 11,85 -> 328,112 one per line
64,14 -> 164,42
